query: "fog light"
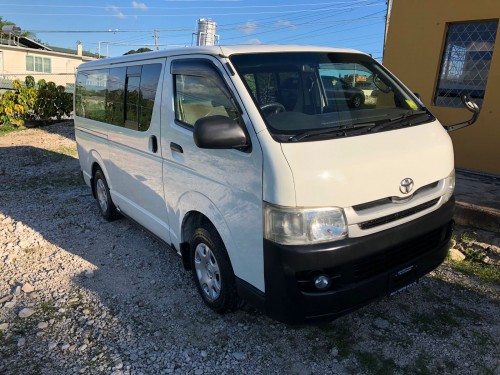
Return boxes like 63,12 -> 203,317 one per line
314,275 -> 331,290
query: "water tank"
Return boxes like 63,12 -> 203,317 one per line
1,25 -> 22,35
196,18 -> 218,46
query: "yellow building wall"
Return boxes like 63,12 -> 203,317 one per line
0,45 -> 93,87
384,0 -> 500,175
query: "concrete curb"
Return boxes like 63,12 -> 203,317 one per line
454,201 -> 500,233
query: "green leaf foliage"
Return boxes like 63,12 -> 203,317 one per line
0,76 -> 72,128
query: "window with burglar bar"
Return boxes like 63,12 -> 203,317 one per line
434,20 -> 498,108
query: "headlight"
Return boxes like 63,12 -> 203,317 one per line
442,169 -> 455,203
263,203 -> 347,245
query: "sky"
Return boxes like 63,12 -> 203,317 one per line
1,0 -> 388,60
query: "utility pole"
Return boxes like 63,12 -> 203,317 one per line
383,0 -> 394,61
154,30 -> 159,51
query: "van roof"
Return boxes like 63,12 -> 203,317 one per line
78,44 -> 366,69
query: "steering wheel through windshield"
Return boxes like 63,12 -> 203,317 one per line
260,102 -> 286,116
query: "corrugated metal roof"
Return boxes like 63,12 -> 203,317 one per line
0,35 -> 52,50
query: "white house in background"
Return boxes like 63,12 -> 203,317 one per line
0,36 -> 96,92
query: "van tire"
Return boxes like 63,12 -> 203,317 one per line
93,169 -> 119,221
190,224 -> 238,313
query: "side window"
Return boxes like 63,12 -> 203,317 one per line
139,64 -> 163,131
174,74 -> 240,127
75,69 -> 108,122
125,68 -> 141,130
76,63 -> 162,131
106,67 -> 126,126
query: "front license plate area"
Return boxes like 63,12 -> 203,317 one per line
388,265 -> 418,296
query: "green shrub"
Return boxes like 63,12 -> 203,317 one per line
0,76 -> 72,128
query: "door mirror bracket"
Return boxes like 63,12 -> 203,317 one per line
445,94 -> 480,132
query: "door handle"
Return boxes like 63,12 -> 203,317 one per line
170,142 -> 183,154
150,135 -> 158,153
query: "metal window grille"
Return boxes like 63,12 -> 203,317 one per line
434,20 -> 498,108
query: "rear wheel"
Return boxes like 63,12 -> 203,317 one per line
93,169 -> 119,221
190,224 -> 238,313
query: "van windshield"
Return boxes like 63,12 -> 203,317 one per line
230,52 -> 433,142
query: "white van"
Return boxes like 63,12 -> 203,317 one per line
74,45 -> 466,324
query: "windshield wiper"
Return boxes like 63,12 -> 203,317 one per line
288,110 -> 431,142
289,122 -> 375,142
366,110 -> 430,133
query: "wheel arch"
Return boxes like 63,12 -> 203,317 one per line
87,150 -> 110,199
176,193 -> 234,272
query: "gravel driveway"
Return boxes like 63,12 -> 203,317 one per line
0,122 -> 498,375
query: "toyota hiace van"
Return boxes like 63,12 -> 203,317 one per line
74,45 -> 475,323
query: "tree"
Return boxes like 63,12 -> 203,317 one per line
124,47 -> 153,55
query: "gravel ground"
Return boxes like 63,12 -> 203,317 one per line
0,122 -> 499,375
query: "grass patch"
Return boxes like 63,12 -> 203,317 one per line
38,301 -> 57,319
444,360 -> 457,372
0,123 -> 26,136
460,231 -> 478,243
412,309 -> 460,336
52,145 -> 78,158
0,173 -> 83,192
319,322 -> 356,359
449,261 -> 500,284
474,332 -> 495,356
478,363 -> 499,375
403,352 -> 432,375
357,351 -> 397,375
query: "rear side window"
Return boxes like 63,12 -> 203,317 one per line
75,63 -> 162,132
75,70 -> 108,122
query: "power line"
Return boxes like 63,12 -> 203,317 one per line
1,3 -> 385,18
267,13 -> 385,44
27,29 -> 193,34
221,3 -> 384,42
0,1 -> 377,10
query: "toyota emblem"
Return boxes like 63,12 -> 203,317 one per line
399,178 -> 414,194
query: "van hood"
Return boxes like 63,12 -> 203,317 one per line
280,122 -> 454,208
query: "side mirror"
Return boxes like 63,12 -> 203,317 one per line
193,115 -> 249,150
445,94 -> 480,132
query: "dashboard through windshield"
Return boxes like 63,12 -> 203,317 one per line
230,52 -> 433,142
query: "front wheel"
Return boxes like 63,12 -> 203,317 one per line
190,224 -> 238,313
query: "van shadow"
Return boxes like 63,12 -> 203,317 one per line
0,143 -> 202,308
0,142 -> 263,353
26,120 -> 76,142
1,136 -> 499,373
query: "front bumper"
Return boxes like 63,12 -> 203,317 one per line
261,198 -> 455,324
